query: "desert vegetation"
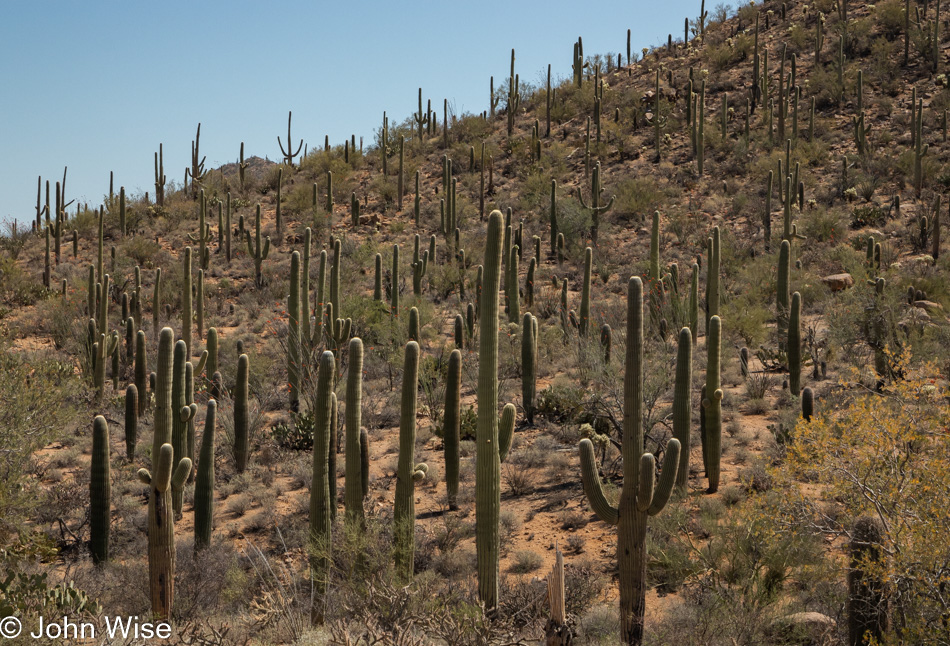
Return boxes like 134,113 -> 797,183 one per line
4,1 -> 950,644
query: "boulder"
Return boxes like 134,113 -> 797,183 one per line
768,612 -> 836,644
821,273 -> 854,291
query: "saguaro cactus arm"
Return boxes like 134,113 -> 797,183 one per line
579,438 -> 620,525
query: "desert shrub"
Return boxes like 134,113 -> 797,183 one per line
780,355 -> 950,641
0,351 -> 75,538
509,550 -> 543,574
535,381 -> 587,422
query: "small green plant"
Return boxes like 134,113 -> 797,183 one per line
271,409 -> 315,450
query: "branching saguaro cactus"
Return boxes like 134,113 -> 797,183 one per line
278,110 -> 304,167
576,162 -> 614,245
477,211 -> 518,612
138,443 -> 191,620
90,415 -> 111,565
310,350 -> 335,626
578,277 -> 681,646
394,341 -> 427,581
246,205 -> 270,287
171,341 -> 197,516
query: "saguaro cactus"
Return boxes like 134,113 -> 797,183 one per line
234,354 -> 250,473
194,399 -> 217,550
703,316 -> 723,492
848,516 -> 888,646
278,110 -> 304,166
673,328 -> 692,494
579,247 -> 593,336
476,211 -> 518,611
576,162 -> 614,245
171,341 -> 197,515
522,312 -> 538,424
139,443 -> 191,620
393,341 -> 426,581
182,248 -> 193,358
445,349 -> 462,511
578,277 -> 681,645
246,205 -> 271,287
344,339 -> 364,528
90,415 -> 111,565
125,385 -> 138,461
788,291 -> 802,396
288,251 -> 302,412
310,351 -> 335,625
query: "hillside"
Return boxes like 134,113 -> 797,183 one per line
2,1 -> 950,644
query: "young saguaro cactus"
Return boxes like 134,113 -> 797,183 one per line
703,315 -> 723,493
476,211 -> 518,611
393,341 -> 427,581
246,204 -> 271,287
578,277 -> 681,645
90,415 -> 111,565
310,351 -> 335,625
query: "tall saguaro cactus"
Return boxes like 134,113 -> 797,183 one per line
310,351 -> 335,626
476,211 -> 518,612
234,354 -> 250,473
788,291 -> 802,396
139,443 -> 191,620
578,277 -> 681,645
394,341 -> 427,581
90,415 -> 111,565
194,399 -> 217,550
288,250 -> 302,412
344,338 -> 365,528
246,205 -> 270,287
522,313 -> 538,424
445,349 -> 462,510
673,328 -> 693,494
703,315 -> 723,492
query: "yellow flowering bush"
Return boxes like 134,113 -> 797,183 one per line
780,353 -> 950,643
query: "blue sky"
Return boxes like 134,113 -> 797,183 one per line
1,0 -> 705,224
